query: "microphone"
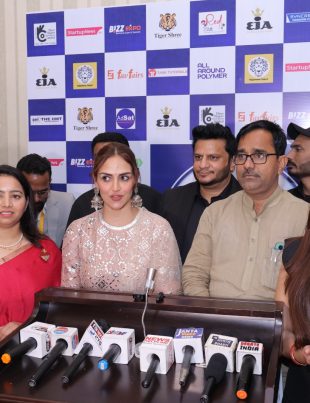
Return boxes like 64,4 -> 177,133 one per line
2,321 -> 57,364
28,326 -> 79,388
235,341 -> 263,400
145,268 -> 157,293
204,333 -> 238,372
1,337 -> 37,365
200,353 -> 227,403
173,327 -> 204,387
97,327 -> 135,371
140,335 -> 174,382
62,343 -> 93,384
141,354 -> 160,388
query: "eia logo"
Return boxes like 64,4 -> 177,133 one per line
246,8 -> 272,31
156,107 -> 180,128
36,67 -> 57,87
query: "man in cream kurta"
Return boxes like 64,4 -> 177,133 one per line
182,120 -> 310,300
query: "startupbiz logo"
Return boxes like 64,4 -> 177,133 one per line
196,63 -> 227,79
156,107 -> 180,128
245,54 -> 273,83
108,24 -> 141,35
30,115 -> 63,126
199,11 -> 227,36
286,12 -> 310,23
238,111 -> 279,123
107,69 -> 144,80
148,67 -> 188,78
66,26 -> 103,36
285,63 -> 310,72
246,8 -> 272,31
199,106 -> 225,125
35,67 -> 56,87
48,158 -> 64,167
34,23 -> 57,46
70,158 -> 93,167
116,108 -> 136,129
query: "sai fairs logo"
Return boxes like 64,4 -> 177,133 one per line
237,111 -> 280,123
245,54 -> 274,83
34,22 -> 57,46
199,106 -> 225,125
116,108 -> 136,129
107,69 -> 144,80
198,11 -> 227,36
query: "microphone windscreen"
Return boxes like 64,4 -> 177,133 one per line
205,353 -> 227,384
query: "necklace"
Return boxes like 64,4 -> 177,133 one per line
0,233 -> 24,249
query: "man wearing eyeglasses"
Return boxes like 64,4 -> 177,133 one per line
182,120 -> 309,300
17,154 -> 75,248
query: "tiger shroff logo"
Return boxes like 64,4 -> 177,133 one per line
77,107 -> 93,124
159,13 -> 177,31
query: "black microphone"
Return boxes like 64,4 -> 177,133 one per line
236,354 -> 256,400
200,353 -> 227,403
97,344 -> 121,371
28,339 -> 68,387
62,343 -> 93,384
1,338 -> 37,365
179,345 -> 194,387
141,354 -> 160,388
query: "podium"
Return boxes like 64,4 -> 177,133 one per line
0,287 -> 282,403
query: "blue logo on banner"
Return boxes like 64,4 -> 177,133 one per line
116,108 -> 136,129
66,141 -> 93,184
286,12 -> 310,23
26,12 -> 64,56
105,5 -> 146,52
28,99 -> 66,141
105,97 -> 146,141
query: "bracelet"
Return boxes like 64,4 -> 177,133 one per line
289,345 -> 307,366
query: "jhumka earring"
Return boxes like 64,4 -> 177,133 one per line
131,185 -> 143,208
91,187 -> 103,211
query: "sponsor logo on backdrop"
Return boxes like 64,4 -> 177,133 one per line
48,158 -> 64,167
30,115 -> 64,125
107,69 -> 144,80
70,158 -> 93,167
237,111 -> 279,122
286,12 -> 310,23
199,11 -> 227,36
108,24 -> 141,35
245,54 -> 273,83
34,23 -> 57,46
73,63 -> 97,89
155,13 -> 181,39
74,107 -> 98,132
199,106 -> 225,125
246,8 -> 272,31
285,63 -> 310,72
148,67 -> 188,77
156,107 -> 180,128
288,111 -> 310,120
116,108 -> 136,129
35,67 -> 57,87
196,63 -> 227,79
66,27 -> 103,36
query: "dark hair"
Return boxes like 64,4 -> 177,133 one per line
91,132 -> 129,154
17,153 -> 52,179
285,212 -> 310,348
192,124 -> 237,158
0,165 -> 44,246
93,143 -> 139,184
236,120 -> 287,156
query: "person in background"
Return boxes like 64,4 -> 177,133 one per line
17,154 -> 75,248
161,123 -> 241,263
0,165 -> 61,342
287,122 -> 310,202
62,143 -> 181,295
182,120 -> 309,300
275,212 -> 310,403
66,132 -> 162,227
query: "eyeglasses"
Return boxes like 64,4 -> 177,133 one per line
233,152 -> 277,165
32,188 -> 49,197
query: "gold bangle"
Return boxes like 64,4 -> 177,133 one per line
289,345 -> 307,366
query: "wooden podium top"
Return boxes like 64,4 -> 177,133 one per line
0,288 -> 283,403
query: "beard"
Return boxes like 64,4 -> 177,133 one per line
34,201 -> 45,215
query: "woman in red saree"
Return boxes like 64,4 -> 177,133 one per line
0,165 -> 61,341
